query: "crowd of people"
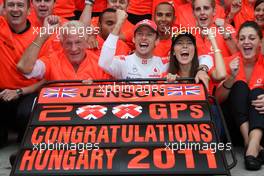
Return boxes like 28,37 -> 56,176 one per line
0,0 -> 264,171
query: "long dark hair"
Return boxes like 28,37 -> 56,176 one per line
168,34 -> 199,78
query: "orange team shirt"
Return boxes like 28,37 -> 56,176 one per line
89,35 -> 131,58
91,17 -> 134,48
0,17 -> 38,89
175,3 -> 226,28
41,50 -> 110,80
233,0 -> 254,31
75,0 -> 107,12
194,24 -> 236,57
225,52 -> 264,89
127,0 -> 153,15
153,39 -> 172,57
28,11 -> 68,27
28,14 -> 68,57
53,0 -> 76,18
152,0 -> 186,16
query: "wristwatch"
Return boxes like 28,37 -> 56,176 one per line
197,66 -> 209,73
16,88 -> 23,97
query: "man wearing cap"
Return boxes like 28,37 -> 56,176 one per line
99,9 -> 211,85
99,9 -> 168,79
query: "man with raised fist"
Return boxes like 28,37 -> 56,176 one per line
17,16 -> 109,81
99,9 -> 168,79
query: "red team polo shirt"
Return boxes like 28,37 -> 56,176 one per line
53,0 -> 76,18
41,50 -> 110,80
153,39 -> 172,57
127,0 -> 153,15
233,0 -> 255,31
225,52 -> 264,90
194,24 -> 236,57
0,17 -> 38,89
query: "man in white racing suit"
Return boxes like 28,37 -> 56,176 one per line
99,9 -> 210,85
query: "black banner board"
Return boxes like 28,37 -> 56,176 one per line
11,81 -> 235,176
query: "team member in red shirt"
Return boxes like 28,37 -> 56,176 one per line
216,21 -> 264,170
175,0 -> 226,28
17,18 -> 109,80
27,0 -> 69,57
80,0 -> 134,49
192,0 -> 238,57
93,8 -> 131,57
153,2 -> 175,57
28,0 -> 56,27
0,0 -> 45,146
225,0 -> 255,31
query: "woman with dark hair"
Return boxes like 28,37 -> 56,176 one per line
254,0 -> 264,31
166,31 -> 227,142
216,21 -> 264,170
254,0 -> 264,53
167,31 -> 226,94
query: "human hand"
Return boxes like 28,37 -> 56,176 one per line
0,89 -> 19,102
252,94 -> 264,114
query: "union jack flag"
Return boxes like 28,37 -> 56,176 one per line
43,88 -> 78,98
167,85 -> 200,96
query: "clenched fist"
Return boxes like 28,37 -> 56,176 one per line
229,57 -> 240,78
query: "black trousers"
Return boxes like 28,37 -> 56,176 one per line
127,13 -> 152,25
228,81 -> 264,131
222,81 -> 264,145
0,92 -> 37,146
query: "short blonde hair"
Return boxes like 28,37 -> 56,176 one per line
59,20 -> 88,42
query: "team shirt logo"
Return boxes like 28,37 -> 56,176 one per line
112,104 -> 143,119
167,85 -> 201,96
43,88 -> 78,98
76,105 -> 107,120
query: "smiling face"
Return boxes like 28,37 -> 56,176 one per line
32,0 -> 54,21
193,0 -> 215,28
134,26 -> 158,59
238,27 -> 261,60
173,35 -> 195,66
4,0 -> 29,29
61,33 -> 87,65
255,2 -> 264,28
154,3 -> 175,36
